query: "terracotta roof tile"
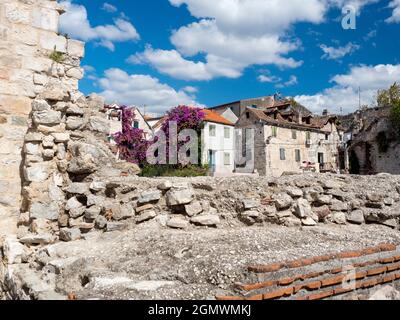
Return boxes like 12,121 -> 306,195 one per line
203,109 -> 234,126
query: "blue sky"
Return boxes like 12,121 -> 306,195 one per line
59,0 -> 400,116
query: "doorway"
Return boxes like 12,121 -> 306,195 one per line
208,150 -> 216,173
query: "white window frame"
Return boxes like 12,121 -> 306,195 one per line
209,124 -> 216,137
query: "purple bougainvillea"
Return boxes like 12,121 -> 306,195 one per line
114,107 -> 150,165
161,105 -> 205,137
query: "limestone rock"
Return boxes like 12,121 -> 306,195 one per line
32,99 -> 51,112
285,186 -> 303,198
347,210 -> 365,225
369,286 -> 400,300
184,201 -> 203,217
106,222 -> 127,232
87,93 -> 105,110
167,217 -> 189,229
89,116 -> 110,133
138,190 -> 162,205
66,197 -> 83,211
332,212 -> 347,225
90,181 -> 106,192
294,198 -> 312,219
19,233 -> 55,245
95,216 -> 108,229
64,183 -> 89,195
190,215 -> 220,227
51,132 -> 70,143
66,117 -> 86,130
24,164 -> 50,183
302,217 -> 317,226
157,181 -> 172,191
275,193 -> 292,210
242,198 -> 259,210
3,237 -> 25,264
136,210 -> 157,223
32,110 -> 61,126
166,188 -> 194,206
30,202 -> 59,221
59,228 -> 81,242
85,206 -> 102,220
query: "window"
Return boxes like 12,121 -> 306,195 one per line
224,127 -> 231,139
280,148 -> 286,160
209,124 -> 216,137
133,121 -> 139,129
295,149 -> 301,162
325,134 -> 329,140
292,130 -> 297,139
246,112 -> 250,119
224,152 -> 231,165
306,131 -> 311,140
272,126 -> 278,137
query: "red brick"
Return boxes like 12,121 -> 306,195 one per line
387,262 -> 400,272
380,257 -> 395,264
392,255 -> 400,262
248,263 -> 283,273
338,251 -> 362,259
367,266 -> 387,276
334,287 -> 355,295
378,243 -> 397,252
304,281 -> 322,290
246,294 -> 263,301
382,274 -> 396,283
306,290 -> 335,300
263,287 -> 294,300
301,271 -> 324,280
321,275 -> 345,287
330,267 -> 344,274
313,255 -> 334,263
278,277 -> 297,286
355,271 -> 368,280
300,258 -> 314,267
361,278 -> 379,288
361,247 -> 379,256
286,260 -> 303,269
236,280 -> 276,291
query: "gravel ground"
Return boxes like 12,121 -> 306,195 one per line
43,221 -> 400,300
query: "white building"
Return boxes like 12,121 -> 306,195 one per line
201,110 -> 235,176
105,104 -> 153,141
150,109 -> 235,176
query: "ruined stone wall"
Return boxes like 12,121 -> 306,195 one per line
0,0 -> 84,236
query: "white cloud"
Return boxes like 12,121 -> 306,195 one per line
98,68 -> 202,115
131,0 -> 336,81
258,75 -> 281,83
386,0 -> 400,23
182,86 -> 198,94
320,42 -> 360,60
276,75 -> 298,88
59,1 -> 139,51
295,64 -> 400,114
102,3 -> 118,13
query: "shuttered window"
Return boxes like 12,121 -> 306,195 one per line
295,149 -> 301,162
280,148 -> 286,160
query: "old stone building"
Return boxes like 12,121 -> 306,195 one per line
0,0 -> 84,237
235,101 -> 342,177
341,106 -> 400,175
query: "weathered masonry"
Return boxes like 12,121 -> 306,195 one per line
0,0 -> 84,237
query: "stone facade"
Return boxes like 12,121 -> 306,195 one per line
342,107 -> 400,175
236,108 -> 342,177
0,0 -> 84,237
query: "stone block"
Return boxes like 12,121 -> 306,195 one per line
39,32 -> 67,53
67,39 -> 85,58
32,7 -> 59,32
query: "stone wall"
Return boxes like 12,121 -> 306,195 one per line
0,0 -> 84,237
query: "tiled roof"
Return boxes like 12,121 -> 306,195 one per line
203,109 -> 234,126
246,108 -> 336,132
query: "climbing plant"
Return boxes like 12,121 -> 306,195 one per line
114,107 -> 150,165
